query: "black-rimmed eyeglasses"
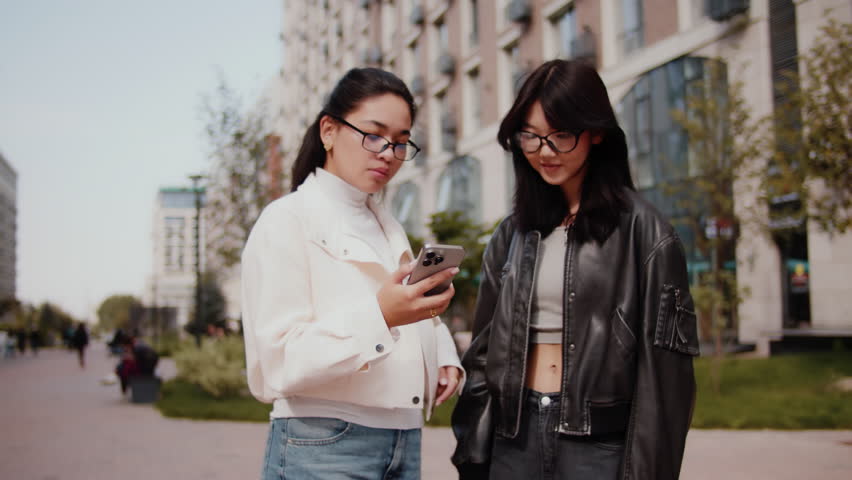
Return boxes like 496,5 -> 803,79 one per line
513,129 -> 584,154
329,114 -> 421,162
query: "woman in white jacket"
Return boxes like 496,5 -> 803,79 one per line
242,67 -> 464,480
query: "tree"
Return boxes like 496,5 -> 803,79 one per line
185,272 -> 228,337
668,59 -> 764,391
426,211 -> 497,326
766,18 -> 852,234
200,76 -> 285,272
97,295 -> 142,333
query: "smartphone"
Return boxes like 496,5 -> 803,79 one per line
408,244 -> 466,296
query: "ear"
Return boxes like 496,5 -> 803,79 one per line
318,114 -> 339,145
590,129 -> 604,145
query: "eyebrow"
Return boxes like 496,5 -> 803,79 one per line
363,119 -> 411,137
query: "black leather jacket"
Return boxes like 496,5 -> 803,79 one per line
451,189 -> 699,479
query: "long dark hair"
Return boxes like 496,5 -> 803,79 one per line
290,68 -> 417,192
497,59 -> 635,244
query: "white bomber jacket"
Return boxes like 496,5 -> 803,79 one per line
241,171 -> 463,418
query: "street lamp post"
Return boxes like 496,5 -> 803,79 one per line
189,174 -> 205,346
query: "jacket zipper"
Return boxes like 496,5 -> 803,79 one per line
513,231 -> 540,437
557,223 -> 575,434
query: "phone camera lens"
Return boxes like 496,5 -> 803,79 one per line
426,252 -> 436,259
423,260 -> 432,266
435,256 -> 444,265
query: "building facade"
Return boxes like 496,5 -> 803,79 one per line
0,151 -> 17,324
277,0 -> 852,353
145,187 -> 206,329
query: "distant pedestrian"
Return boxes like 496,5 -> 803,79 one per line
28,330 -> 41,356
71,323 -> 89,368
16,329 -> 27,355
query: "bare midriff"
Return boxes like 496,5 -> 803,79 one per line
525,343 -> 563,393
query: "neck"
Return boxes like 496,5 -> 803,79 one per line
560,174 -> 584,215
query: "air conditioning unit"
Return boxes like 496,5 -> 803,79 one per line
706,0 -> 749,22
506,0 -> 532,24
410,75 -> 425,95
410,5 -> 425,25
437,53 -> 455,75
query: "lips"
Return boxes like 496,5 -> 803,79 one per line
369,168 -> 390,177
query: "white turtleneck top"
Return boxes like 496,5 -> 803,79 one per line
267,168 -> 426,428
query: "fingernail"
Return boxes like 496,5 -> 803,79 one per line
451,267 -> 460,274
439,378 -> 448,386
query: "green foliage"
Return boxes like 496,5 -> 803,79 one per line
426,211 -> 497,324
766,18 -> 852,234
156,378 -> 270,422
692,352 -> 852,429
425,395 -> 458,427
150,332 -> 186,358
173,335 -> 248,398
668,59 -> 764,364
185,272 -> 228,338
96,294 -> 142,333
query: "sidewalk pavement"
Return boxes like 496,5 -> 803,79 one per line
1,343 -> 850,479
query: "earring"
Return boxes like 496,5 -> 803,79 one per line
324,143 -> 332,151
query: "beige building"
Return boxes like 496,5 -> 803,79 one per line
145,187 -> 207,329
276,0 -> 851,354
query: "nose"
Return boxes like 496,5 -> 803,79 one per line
377,144 -> 396,163
539,141 -> 557,158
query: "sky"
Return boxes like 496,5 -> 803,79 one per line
0,0 -> 282,320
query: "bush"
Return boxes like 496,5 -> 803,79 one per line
173,336 -> 248,398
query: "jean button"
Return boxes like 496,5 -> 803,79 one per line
540,396 -> 551,407
375,344 -> 384,353
412,396 -> 420,405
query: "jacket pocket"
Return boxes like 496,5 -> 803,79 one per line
285,417 -> 352,446
654,284 -> 700,356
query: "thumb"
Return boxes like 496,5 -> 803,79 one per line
390,261 -> 415,284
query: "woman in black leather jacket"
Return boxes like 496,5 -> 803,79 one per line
451,60 -> 699,479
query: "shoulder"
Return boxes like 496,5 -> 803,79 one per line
244,191 -> 309,255
618,188 -> 685,262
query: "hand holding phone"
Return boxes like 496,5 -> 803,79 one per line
408,244 -> 466,296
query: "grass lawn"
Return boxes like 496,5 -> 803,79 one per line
158,351 -> 852,429
692,351 -> 852,429
156,379 -> 271,422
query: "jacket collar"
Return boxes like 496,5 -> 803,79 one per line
297,171 -> 413,269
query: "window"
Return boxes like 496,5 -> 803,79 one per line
163,216 -> 186,271
621,0 -> 644,55
553,7 -> 576,58
618,57 -> 730,282
466,67 -> 481,134
508,42 -> 522,92
470,0 -> 479,47
391,182 -> 422,235
437,91 -> 456,152
436,156 -> 482,222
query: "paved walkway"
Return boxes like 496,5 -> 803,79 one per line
1,343 -> 850,479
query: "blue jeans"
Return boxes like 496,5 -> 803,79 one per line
489,389 -> 625,480
261,417 -> 422,480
